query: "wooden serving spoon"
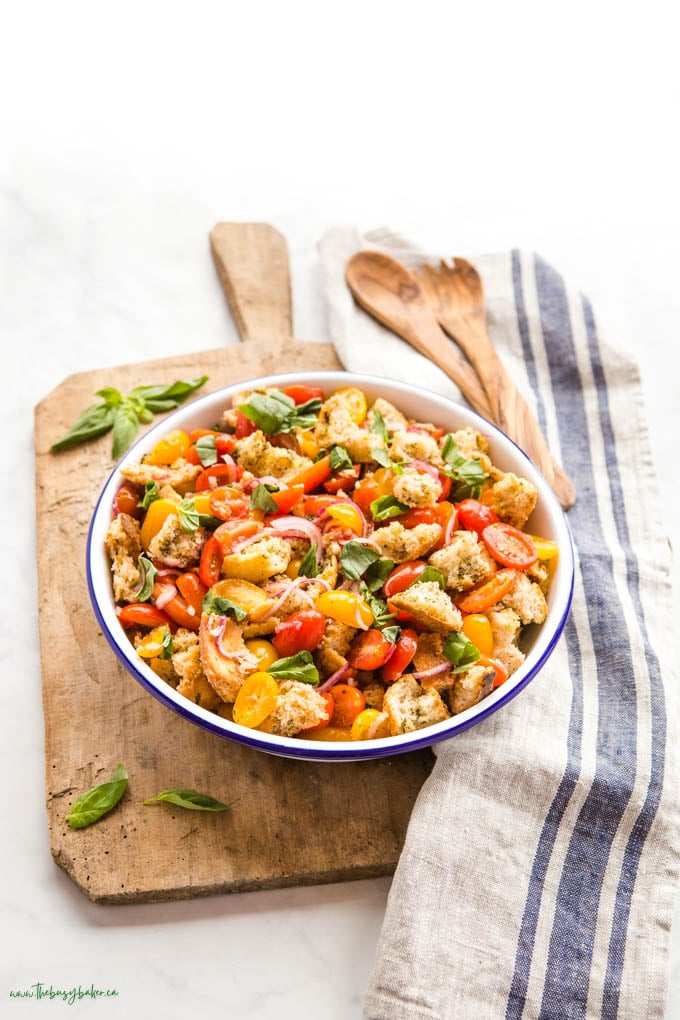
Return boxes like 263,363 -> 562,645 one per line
345,251 -> 494,422
414,258 -> 575,509
345,250 -> 575,510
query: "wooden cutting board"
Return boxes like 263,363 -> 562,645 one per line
34,223 -> 433,904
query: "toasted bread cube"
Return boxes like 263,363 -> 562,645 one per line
370,521 -> 442,563
481,472 -> 537,529
148,515 -> 208,569
388,581 -> 462,635
232,431 -> 313,482
411,632 -> 453,690
392,467 -> 441,508
444,427 -> 490,461
105,513 -> 143,603
315,393 -> 384,463
362,682 -> 385,711
390,430 -> 443,467
121,458 -> 202,494
449,663 -> 496,714
172,628 -> 222,711
221,536 -> 292,584
487,606 -> 525,677
383,675 -> 450,735
316,619 -> 357,678
428,531 -> 496,591
368,398 -> 408,434
199,615 -> 258,703
266,679 -> 330,736
500,571 -> 548,625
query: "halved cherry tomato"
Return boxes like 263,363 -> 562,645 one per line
299,724 -> 352,742
298,691 -> 335,734
456,499 -> 499,535
140,498 -> 178,550
478,654 -> 509,688
398,507 -> 438,529
304,494 -> 346,516
118,603 -> 175,631
315,591 -> 374,630
455,569 -> 516,613
270,484 -> 305,514
233,672 -> 279,728
208,485 -> 250,521
235,411 -> 258,438
330,684 -> 366,727
438,474 -> 452,501
433,501 -> 457,549
176,573 -> 208,616
115,481 -> 143,519
334,387 -> 367,424
213,519 -> 263,554
527,535 -> 559,560
381,628 -> 418,684
244,639 -> 279,671
347,629 -> 394,670
323,502 -> 364,535
189,428 -> 220,442
350,708 -> 391,740
199,535 -> 223,588
296,429 -> 320,459
283,384 -> 325,405
196,463 -> 243,491
461,614 -> 494,656
136,624 -> 173,659
153,582 -> 201,632
147,429 -> 191,466
323,464 -> 361,494
383,561 -> 428,623
482,523 -> 538,569
353,468 -> 394,514
273,609 -> 327,657
184,446 -> 202,466
289,455 -> 332,493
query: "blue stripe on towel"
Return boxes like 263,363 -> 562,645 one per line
581,296 -> 667,1016
533,255 -> 639,1020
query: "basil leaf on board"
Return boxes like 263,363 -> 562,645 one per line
138,480 -> 160,509
298,543 -> 320,578
129,376 -> 209,410
340,540 -> 381,581
195,435 -> 218,467
111,402 -> 140,459
177,498 -> 200,533
160,628 -> 174,660
442,631 -> 481,673
94,387 -> 123,406
408,566 -> 447,591
329,445 -> 353,471
267,651 -> 319,685
369,408 -> 389,443
370,495 -> 408,521
144,788 -> 230,812
51,402 -> 116,452
66,764 -> 128,830
201,592 -> 247,622
136,555 -> 158,603
249,484 -> 279,514
362,557 -> 395,592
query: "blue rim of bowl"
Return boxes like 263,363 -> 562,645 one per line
86,371 -> 575,762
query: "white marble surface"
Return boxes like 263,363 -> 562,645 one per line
2,3 -> 679,1017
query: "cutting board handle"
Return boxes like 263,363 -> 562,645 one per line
210,222 -> 293,345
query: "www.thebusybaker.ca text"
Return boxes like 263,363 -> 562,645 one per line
9,982 -> 119,1005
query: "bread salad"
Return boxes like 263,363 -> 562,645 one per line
105,384 -> 557,742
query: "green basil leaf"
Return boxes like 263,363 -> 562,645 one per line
340,540 -> 381,581
441,435 -> 488,500
160,628 -> 174,660
298,543 -> 320,578
442,631 -> 481,673
249,483 -> 279,514
369,408 -> 389,443
177,498 -> 200,533
130,376 -> 209,407
136,555 -> 158,603
51,402 -> 116,452
381,625 -> 401,644
195,435 -> 218,467
239,391 -> 322,435
94,387 -> 123,406
268,650 -> 319,685
362,557 -> 395,592
408,566 -> 447,591
138,480 -> 160,509
370,495 -> 408,521
197,514 -> 223,532
201,592 -> 247,621
370,448 -> 393,468
66,764 -> 128,829
359,583 -> 396,629
112,402 -> 140,459
329,445 -> 353,471
144,788 -> 230,812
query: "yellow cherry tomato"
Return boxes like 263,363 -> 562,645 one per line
137,625 -> 172,659
147,429 -> 191,466
192,493 -> 212,516
526,535 -> 559,560
285,557 -> 302,580
296,428 -> 320,459
461,614 -> 494,657
325,503 -> 364,535
334,386 -> 367,425
315,590 -> 374,630
244,639 -> 279,672
140,498 -> 178,549
233,672 -> 279,728
299,725 -> 352,742
350,709 -> 391,741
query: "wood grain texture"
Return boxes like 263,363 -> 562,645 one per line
35,343 -> 432,904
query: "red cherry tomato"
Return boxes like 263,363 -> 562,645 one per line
456,499 -> 499,535
398,508 -> 438,529
273,609 -> 327,657
196,464 -> 243,492
330,684 -> 366,727
118,603 -> 175,631
152,582 -> 201,632
323,464 -> 361,494
478,654 -> 509,688
433,501 -> 457,549
270,484 -> 305,514
482,522 -> 538,569
283,384 -> 325,405
208,485 -> 250,521
199,535 -> 223,588
213,519 -> 263,554
381,628 -> 418,684
288,455 -> 332,493
175,572 -> 208,616
115,481 -> 143,519
235,411 -> 258,438
346,629 -> 394,670
455,569 -> 516,614
298,691 -> 335,734
438,473 -> 452,501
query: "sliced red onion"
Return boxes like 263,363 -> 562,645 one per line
112,492 -> 121,517
155,584 -> 177,610
318,499 -> 371,538
382,641 -> 397,665
410,459 -> 442,483
219,453 -> 240,483
257,576 -> 331,621
156,567 -> 181,579
410,662 -> 451,681
318,662 -> 351,693
268,517 -> 324,559
131,558 -> 147,597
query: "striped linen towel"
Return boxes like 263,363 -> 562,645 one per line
318,228 -> 680,1019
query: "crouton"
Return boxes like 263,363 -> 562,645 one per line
383,675 -> 450,735
264,679 -> 330,736
390,430 -> 443,467
147,515 -> 209,569
481,473 -> 537,529
314,393 -> 383,463
368,398 -> 408,434
526,559 -> 550,585
105,513 -> 143,603
362,682 -> 385,711
316,619 -> 357,678
120,458 -> 202,493
500,572 -> 548,625
392,467 -> 441,508
449,663 -> 496,714
487,606 -> 525,677
370,521 -> 442,563
221,536 -> 292,584
428,531 -> 496,591
318,553 -> 339,589
411,632 -> 453,690
172,628 -> 222,711
444,427 -> 490,461
261,576 -> 322,619
199,614 -> 258,703
388,581 -> 462,635
232,431 -> 312,482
